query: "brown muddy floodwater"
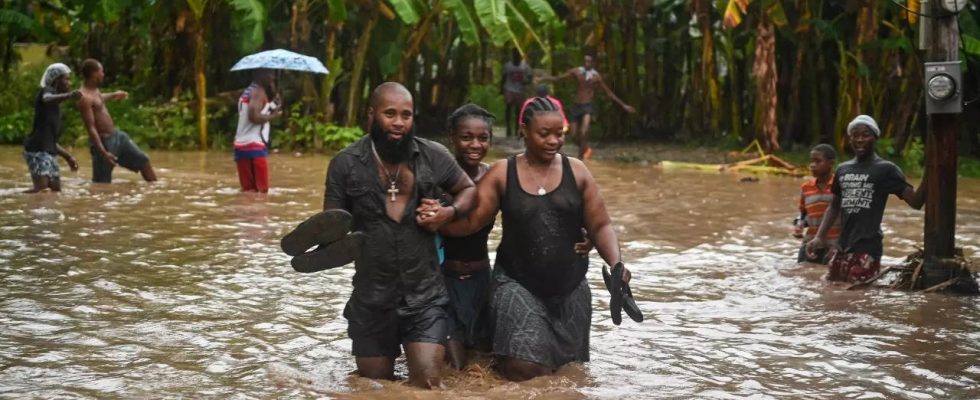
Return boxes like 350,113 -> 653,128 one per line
1,144 -> 979,399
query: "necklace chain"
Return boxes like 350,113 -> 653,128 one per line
524,154 -> 553,196
371,142 -> 402,196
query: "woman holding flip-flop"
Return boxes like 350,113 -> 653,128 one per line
431,97 -> 639,381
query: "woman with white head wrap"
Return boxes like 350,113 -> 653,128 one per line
22,62 -> 81,193
39,63 -> 72,89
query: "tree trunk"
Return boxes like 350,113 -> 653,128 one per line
598,0 -> 622,138
193,15 -> 208,150
833,40 -> 849,151
696,0 -> 719,134
432,18 -> 455,113
320,23 -> 342,124
752,19 -> 779,152
642,10 -> 659,134
891,53 -> 921,152
345,8 -> 378,127
722,29 -> 743,143
421,51 -> 433,109
621,2 -> 640,137
395,4 -> 439,82
855,3 -> 877,112
786,43 -> 805,145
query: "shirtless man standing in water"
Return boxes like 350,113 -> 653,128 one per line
541,54 -> 636,160
78,58 -> 157,183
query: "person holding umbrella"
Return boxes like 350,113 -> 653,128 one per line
230,49 -> 329,192
233,68 -> 281,193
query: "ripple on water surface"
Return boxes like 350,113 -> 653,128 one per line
0,147 -> 979,398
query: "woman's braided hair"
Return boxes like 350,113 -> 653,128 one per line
447,103 -> 495,136
519,96 -> 562,128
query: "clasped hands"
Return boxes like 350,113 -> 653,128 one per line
415,198 -> 455,232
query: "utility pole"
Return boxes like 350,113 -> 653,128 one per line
921,0 -> 964,288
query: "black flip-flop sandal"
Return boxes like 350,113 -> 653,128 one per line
622,281 -> 643,323
281,209 -> 353,256
290,231 -> 365,273
603,262 -> 624,326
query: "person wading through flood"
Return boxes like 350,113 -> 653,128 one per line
233,68 -> 282,193
77,59 -> 157,183
806,115 -> 926,282
434,103 -> 595,370
793,144 -> 840,264
22,63 -> 81,193
320,82 -> 476,388
501,48 -> 532,138
437,104 -> 497,370
523,84 -> 568,133
427,97 -> 632,381
540,54 -> 636,160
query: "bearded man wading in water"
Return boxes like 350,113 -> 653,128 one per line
321,82 -> 476,388
540,54 -> 636,160
77,58 -> 157,183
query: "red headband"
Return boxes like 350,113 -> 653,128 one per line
518,98 -> 534,127
519,96 -> 569,130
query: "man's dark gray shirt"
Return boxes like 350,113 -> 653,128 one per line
324,135 -> 465,309
831,156 -> 911,259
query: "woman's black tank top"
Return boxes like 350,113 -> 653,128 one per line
443,220 -> 493,261
495,155 -> 588,298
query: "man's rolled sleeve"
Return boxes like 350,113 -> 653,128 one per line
324,157 -> 351,211
431,146 -> 465,193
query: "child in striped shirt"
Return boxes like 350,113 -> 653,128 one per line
794,144 -> 840,263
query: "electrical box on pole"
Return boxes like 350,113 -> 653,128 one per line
924,61 -> 962,114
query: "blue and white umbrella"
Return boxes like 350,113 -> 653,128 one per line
230,49 -> 328,74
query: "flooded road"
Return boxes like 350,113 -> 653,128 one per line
1,144 -> 978,399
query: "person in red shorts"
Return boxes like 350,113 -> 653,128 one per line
233,68 -> 282,193
806,115 -> 925,282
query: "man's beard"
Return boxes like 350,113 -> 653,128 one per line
369,120 -> 414,163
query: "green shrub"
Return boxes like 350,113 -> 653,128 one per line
0,109 -> 32,144
0,66 -> 45,121
60,97 -> 207,150
0,66 -> 50,145
279,102 -> 362,151
0,64 -> 210,150
902,136 -> 925,177
876,136 -> 897,157
465,83 -> 505,122
960,157 -> 980,178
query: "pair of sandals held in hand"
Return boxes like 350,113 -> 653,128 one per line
603,262 -> 644,325
280,209 -> 363,272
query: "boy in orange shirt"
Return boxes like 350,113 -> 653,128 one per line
794,144 -> 840,264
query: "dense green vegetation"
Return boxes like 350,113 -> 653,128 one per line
1,0 -> 979,165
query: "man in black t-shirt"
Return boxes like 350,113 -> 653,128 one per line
23,63 -> 81,193
806,115 -> 926,282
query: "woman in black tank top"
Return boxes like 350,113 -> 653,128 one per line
437,97 -> 632,381
438,104 -> 496,369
